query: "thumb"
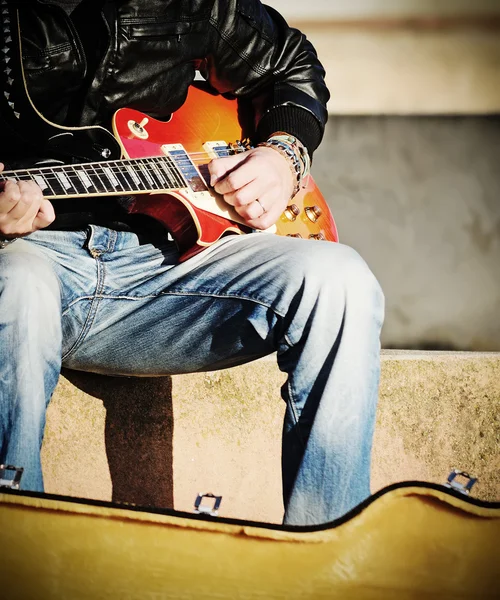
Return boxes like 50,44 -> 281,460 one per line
208,152 -> 247,186
32,199 -> 56,230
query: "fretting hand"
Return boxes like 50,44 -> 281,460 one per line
207,146 -> 295,230
0,163 -> 55,238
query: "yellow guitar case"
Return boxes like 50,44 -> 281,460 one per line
0,480 -> 498,600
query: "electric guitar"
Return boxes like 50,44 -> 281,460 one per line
1,86 -> 338,261
0,5 -> 337,261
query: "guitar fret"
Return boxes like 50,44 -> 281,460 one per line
54,169 -> 73,192
144,158 -> 167,189
153,156 -> 178,188
158,157 -> 183,189
33,174 -> 50,192
95,165 -> 116,193
74,168 -> 94,192
0,154 -> 189,198
148,159 -> 167,186
137,160 -> 159,190
113,163 -> 134,192
102,165 -> 122,191
65,167 -> 87,195
32,170 -> 57,196
125,164 -> 143,189
87,164 -> 109,194
46,170 -> 67,196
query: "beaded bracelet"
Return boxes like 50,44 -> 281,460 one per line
257,132 -> 310,198
268,132 -> 311,181
258,139 -> 301,197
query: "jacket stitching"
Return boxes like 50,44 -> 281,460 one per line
208,17 -> 268,77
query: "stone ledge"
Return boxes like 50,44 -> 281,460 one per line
41,351 -> 500,523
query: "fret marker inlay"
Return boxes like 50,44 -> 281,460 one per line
55,171 -> 72,190
103,167 -> 119,188
34,175 -> 49,190
75,170 -> 93,188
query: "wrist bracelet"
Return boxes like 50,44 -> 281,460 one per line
257,139 -> 302,197
258,132 -> 311,199
267,132 -> 311,183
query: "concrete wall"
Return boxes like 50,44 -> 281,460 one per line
267,0 -> 500,20
314,116 -> 500,351
267,1 -> 500,351
264,2 -> 500,115
303,25 -> 500,115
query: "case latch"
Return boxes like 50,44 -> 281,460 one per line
444,469 -> 477,495
0,464 -> 24,489
194,493 -> 223,517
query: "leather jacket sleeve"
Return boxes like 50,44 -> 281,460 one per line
203,0 -> 330,154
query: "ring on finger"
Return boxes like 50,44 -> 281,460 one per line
255,199 -> 266,216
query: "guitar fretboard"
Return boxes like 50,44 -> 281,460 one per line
0,155 -> 188,199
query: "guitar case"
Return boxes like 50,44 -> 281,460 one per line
1,5 -> 498,597
0,480 -> 499,599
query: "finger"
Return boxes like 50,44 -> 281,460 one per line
213,160 -> 257,196
207,152 -> 248,187
0,180 -> 22,214
236,198 -> 267,222
244,191 -> 283,230
222,177 -> 269,209
32,199 -> 55,230
6,181 -> 43,221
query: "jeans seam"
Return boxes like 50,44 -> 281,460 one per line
63,289 -> 290,319
107,230 -> 118,253
61,257 -> 106,361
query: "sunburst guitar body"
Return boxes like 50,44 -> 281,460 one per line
112,85 -> 338,260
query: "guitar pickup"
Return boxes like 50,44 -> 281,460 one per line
161,144 -> 207,193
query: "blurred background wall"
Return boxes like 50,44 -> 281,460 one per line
267,0 -> 500,350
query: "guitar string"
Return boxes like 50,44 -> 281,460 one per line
1,162 -> 221,185
0,159 -> 243,185
0,150 -> 250,195
0,154 -> 238,178
0,149 -> 246,178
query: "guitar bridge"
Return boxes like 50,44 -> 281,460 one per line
203,140 -> 250,159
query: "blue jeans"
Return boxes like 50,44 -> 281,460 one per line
0,226 -> 384,525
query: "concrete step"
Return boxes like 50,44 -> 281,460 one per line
41,350 -> 500,523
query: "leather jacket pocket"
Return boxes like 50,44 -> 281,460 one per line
20,7 -> 86,124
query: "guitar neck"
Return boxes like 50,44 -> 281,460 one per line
0,155 -> 189,199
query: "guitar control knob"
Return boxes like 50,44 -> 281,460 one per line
284,204 -> 300,221
305,205 -> 322,223
309,232 -> 326,241
128,118 -> 149,140
287,233 -> 303,238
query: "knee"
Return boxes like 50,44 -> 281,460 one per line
0,252 -> 61,410
292,241 -> 384,320
293,241 -> 382,292
0,250 -> 62,351
336,244 -> 384,307
0,250 -> 60,311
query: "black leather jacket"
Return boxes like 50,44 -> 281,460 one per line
19,0 -> 329,153
2,0 -> 329,231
